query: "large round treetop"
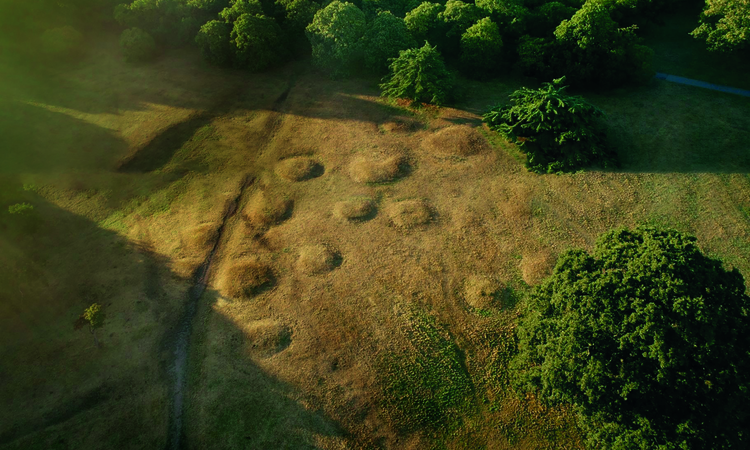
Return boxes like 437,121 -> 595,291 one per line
514,226 -> 750,449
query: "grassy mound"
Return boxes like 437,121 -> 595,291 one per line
381,117 -> 422,133
464,275 -> 501,309
349,154 -> 407,183
422,125 -> 489,156
219,258 -> 274,299
242,191 -> 292,226
386,199 -> 432,228
334,197 -> 376,221
296,244 -> 341,275
182,222 -> 219,255
242,319 -> 292,357
275,156 -> 323,181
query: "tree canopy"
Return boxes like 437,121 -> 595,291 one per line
305,0 -> 367,76
231,13 -> 286,70
514,226 -> 750,449
483,78 -> 615,173
691,0 -> 750,52
380,42 -> 453,105
361,11 -> 416,72
460,17 -> 504,76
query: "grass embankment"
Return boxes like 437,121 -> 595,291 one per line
1,9 -> 749,449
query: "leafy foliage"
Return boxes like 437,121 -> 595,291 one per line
119,27 -> 158,62
691,0 -> 750,52
475,0 -> 529,38
231,13 -> 286,70
195,19 -> 233,65
438,0 -> 487,56
8,203 -> 34,215
361,11 -> 416,72
380,42 -> 453,105
460,17 -> 503,76
305,0 -> 367,76
277,0 -> 320,36
403,2 -> 445,44
114,0 -> 194,45
513,226 -> 750,449
526,1 -> 576,37
550,0 -> 654,87
219,0 -> 264,22
483,78 -> 615,173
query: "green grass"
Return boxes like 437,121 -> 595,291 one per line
379,305 -> 474,436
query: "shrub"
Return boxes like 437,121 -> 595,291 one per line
460,17 -> 503,76
119,27 -> 157,62
483,77 -> 615,173
361,11 -> 416,73
380,42 -> 453,105
230,13 -> 286,70
8,203 -> 34,215
691,0 -> 750,52
195,19 -> 233,65
40,26 -> 84,57
513,226 -> 750,449
305,0 -> 367,77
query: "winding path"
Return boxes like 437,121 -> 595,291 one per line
655,73 -> 750,97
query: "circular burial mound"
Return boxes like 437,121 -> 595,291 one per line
243,319 -> 292,357
386,199 -> 432,229
334,197 -> 376,222
275,156 -> 323,181
349,154 -> 407,183
297,244 -> 341,275
182,222 -> 218,254
381,117 -> 422,133
219,258 -> 274,299
464,275 -> 502,309
242,191 -> 292,226
422,125 -> 489,156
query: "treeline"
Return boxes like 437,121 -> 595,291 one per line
4,0 -> 748,92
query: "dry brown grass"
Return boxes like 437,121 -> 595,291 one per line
218,258 -> 274,299
381,117 -> 422,133
348,153 -> 406,183
386,199 -> 432,228
519,248 -> 556,286
275,156 -> 322,181
240,319 -> 293,357
296,244 -> 340,275
242,190 -> 292,226
464,275 -> 502,309
421,125 -> 489,156
333,197 -> 376,221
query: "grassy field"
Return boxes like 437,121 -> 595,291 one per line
1,10 -> 749,449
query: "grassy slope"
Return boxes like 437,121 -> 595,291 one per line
1,9 -> 749,450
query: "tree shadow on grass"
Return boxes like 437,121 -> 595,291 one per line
596,81 -> 750,174
0,188 -> 345,449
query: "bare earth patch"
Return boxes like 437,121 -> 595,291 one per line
386,199 -> 433,229
381,117 -> 422,133
422,125 -> 489,156
275,156 -> 323,181
218,258 -> 274,299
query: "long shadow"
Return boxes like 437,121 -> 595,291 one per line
0,186 -> 344,449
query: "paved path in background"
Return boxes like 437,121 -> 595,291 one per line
655,73 -> 750,97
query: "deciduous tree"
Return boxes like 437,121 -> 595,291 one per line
305,0 -> 367,76
513,226 -> 750,449
380,41 -> 453,105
